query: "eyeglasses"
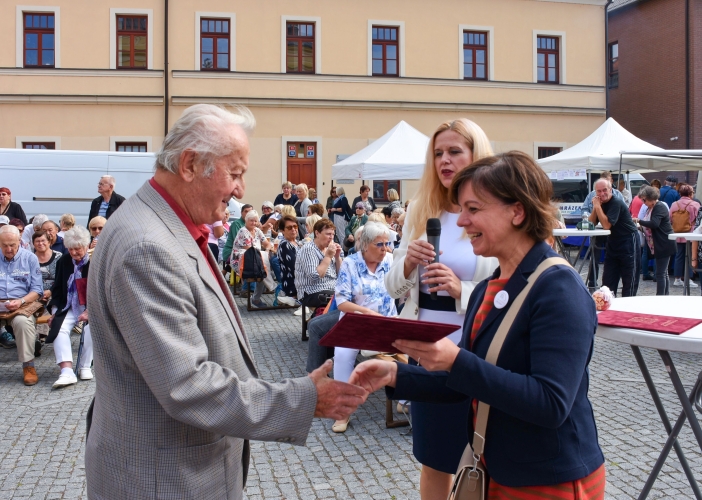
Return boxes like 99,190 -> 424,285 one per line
373,242 -> 393,248
91,226 -> 104,231
284,225 -> 298,231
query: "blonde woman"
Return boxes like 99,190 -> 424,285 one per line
58,214 -> 75,238
386,188 -> 402,212
294,183 -> 312,218
384,118 -> 498,500
303,214 -> 322,244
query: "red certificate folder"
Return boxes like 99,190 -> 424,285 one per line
597,310 -> 702,335
318,313 -> 459,353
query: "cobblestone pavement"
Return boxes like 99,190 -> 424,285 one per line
0,272 -> 700,499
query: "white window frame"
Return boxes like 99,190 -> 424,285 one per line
16,5 -> 61,68
533,142 -> 567,160
16,136 -> 61,149
110,8 -> 154,70
110,136 -> 152,152
533,30 -> 566,84
280,136 -> 323,192
195,12 -> 236,72
281,16 -> 321,74
367,20 -> 405,77
458,25 -> 494,81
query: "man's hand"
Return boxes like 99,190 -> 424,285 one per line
309,360 -> 368,420
4,300 -> 19,312
392,337 -> 461,372
592,196 -> 601,209
349,360 -> 398,393
42,290 -> 51,301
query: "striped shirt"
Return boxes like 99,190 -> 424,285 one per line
470,280 -> 606,499
294,240 -> 338,299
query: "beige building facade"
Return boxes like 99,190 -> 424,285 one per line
1,0 -> 607,207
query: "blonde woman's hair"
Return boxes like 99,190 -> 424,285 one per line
387,189 -> 400,202
407,118 -> 493,240
306,214 -> 322,231
60,213 -> 76,230
367,212 -> 388,226
280,205 -> 296,218
296,183 -> 309,198
89,216 -> 107,230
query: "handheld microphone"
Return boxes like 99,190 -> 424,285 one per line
426,218 -> 441,300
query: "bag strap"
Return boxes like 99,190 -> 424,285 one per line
471,256 -> 570,458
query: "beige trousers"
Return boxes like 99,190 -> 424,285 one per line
2,314 -> 37,363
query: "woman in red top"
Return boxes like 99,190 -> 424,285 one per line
352,152 -> 605,499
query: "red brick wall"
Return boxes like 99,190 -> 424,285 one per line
608,0 -> 699,187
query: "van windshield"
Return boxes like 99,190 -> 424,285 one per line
551,180 -> 589,203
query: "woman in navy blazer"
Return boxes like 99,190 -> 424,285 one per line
351,152 -> 605,497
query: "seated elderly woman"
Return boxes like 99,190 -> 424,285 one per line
352,151 -> 605,498
47,226 -> 94,388
294,218 -> 342,311
231,209 -> 275,308
302,214 -> 322,245
276,215 -> 302,307
88,216 -> 106,252
344,202 -> 369,252
331,222 -> 396,433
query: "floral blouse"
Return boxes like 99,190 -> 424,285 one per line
335,251 -> 396,319
231,226 -> 266,274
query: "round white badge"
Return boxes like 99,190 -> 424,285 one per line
494,290 -> 509,309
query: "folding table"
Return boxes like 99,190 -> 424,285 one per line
668,232 -> 702,296
596,296 -> 702,499
553,228 -> 610,291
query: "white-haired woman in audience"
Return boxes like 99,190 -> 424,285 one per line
47,226 -> 94,388
331,222 -> 396,433
231,210 -> 275,308
22,214 -> 49,250
367,212 -> 398,249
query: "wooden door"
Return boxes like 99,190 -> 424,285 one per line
286,142 -> 317,189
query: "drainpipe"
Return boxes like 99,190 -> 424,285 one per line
605,0 -> 613,118
164,0 -> 169,136
685,0 -> 690,149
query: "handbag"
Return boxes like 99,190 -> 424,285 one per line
447,257 -> 569,500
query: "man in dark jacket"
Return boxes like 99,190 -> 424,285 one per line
88,175 -> 125,227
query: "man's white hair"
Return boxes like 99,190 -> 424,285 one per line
0,225 -> 20,238
101,175 -> 116,188
156,104 -> 256,178
594,178 -> 611,189
32,214 -> 48,231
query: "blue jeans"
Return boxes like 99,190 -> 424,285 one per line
269,254 -> 282,283
674,242 -> 692,278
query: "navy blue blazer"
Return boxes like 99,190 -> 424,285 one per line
388,242 -> 604,487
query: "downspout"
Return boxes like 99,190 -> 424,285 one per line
605,0 -> 613,118
164,0 -> 169,136
685,0 -> 690,149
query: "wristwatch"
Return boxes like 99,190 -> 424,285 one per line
20,299 -> 25,306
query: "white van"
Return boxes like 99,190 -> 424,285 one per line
0,148 -> 243,226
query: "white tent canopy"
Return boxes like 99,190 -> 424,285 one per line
538,118 -> 663,172
331,120 -> 429,180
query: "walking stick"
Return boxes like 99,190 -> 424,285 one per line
74,322 -> 86,378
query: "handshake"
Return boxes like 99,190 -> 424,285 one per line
308,359 -> 400,421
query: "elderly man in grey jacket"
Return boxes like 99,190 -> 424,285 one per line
85,104 -> 367,499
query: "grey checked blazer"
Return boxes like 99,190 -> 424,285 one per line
85,182 -> 317,499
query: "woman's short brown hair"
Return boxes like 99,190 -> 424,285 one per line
32,229 -> 49,243
678,183 -> 694,197
449,151 -> 556,242
360,185 -> 370,194
313,218 -> 336,236
278,215 -> 298,232
308,203 -> 324,216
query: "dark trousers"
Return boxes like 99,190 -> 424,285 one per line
208,243 -> 219,262
641,243 -> 655,276
586,236 -> 606,288
655,256 -> 671,295
602,234 -> 637,297
673,242 -> 691,278
632,244 -> 642,296
306,310 -> 340,373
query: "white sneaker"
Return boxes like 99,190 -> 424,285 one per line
689,281 -> 699,288
673,278 -> 684,286
277,296 -> 297,306
52,372 -> 77,388
79,368 -> 94,380
293,306 -> 303,316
